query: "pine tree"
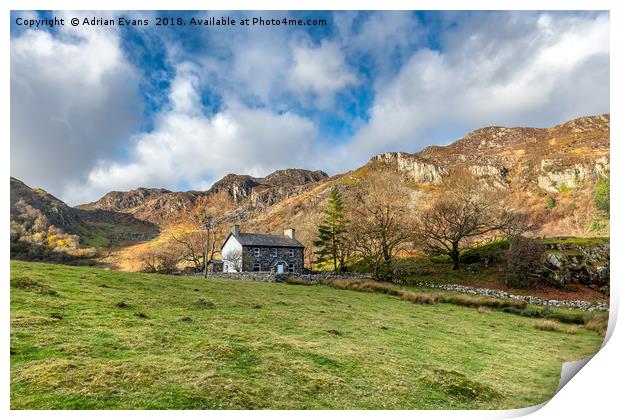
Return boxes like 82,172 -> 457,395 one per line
314,186 -> 347,272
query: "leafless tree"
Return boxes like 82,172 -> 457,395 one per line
502,236 -> 546,288
349,173 -> 412,276
170,230 -> 208,273
138,245 -> 180,273
172,207 -> 226,272
416,173 -> 534,270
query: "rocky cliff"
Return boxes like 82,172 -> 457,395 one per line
76,168 -> 329,224
368,114 -> 609,194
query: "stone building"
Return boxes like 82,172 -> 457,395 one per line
220,225 -> 304,274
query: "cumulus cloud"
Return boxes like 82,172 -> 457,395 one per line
63,64 -> 319,204
346,12 -> 610,163
287,40 -> 358,107
10,22 -> 143,198
10,11 -> 610,205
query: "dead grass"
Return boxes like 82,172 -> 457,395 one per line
320,279 -> 538,313
321,279 -> 403,297
286,277 -> 314,286
444,295 -> 527,310
565,326 -> 578,335
534,320 -> 562,332
477,306 -> 491,314
584,318 -> 608,337
400,291 -> 440,304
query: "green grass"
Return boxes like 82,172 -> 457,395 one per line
542,236 -> 609,246
10,260 -> 604,409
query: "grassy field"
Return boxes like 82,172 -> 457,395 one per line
10,261 -> 605,409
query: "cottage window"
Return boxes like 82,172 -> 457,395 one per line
288,264 -> 295,273
254,248 -> 260,257
271,248 -> 277,257
288,249 -> 294,258
253,263 -> 261,272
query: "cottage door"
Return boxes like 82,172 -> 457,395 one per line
277,263 -> 285,273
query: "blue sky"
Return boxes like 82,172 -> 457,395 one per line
10,10 -> 609,204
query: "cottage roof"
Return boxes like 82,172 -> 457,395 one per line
228,232 -> 304,248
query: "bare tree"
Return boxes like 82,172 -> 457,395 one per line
172,206 -> 226,273
559,200 -> 595,236
170,230 -> 208,273
350,173 -> 412,276
502,235 -> 546,288
416,173 -> 532,270
138,244 -> 180,274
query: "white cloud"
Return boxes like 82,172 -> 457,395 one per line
287,40 -> 358,107
11,11 -> 610,205
63,64 -> 319,204
346,12 -> 610,164
10,23 -> 143,198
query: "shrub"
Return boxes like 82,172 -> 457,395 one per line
594,176 -> 610,216
533,320 -> 561,332
502,236 -> 545,288
558,184 -> 571,193
588,220 -> 605,233
565,326 -> 577,335
546,196 -> 556,209
477,306 -> 491,314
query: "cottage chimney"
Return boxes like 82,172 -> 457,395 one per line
231,225 -> 240,236
283,228 -> 295,240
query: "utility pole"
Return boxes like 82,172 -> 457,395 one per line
203,217 -> 212,278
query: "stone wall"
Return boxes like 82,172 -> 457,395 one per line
414,281 -> 609,311
194,271 -> 373,283
241,246 -> 304,273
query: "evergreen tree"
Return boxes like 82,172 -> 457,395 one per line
594,176 -> 610,216
314,186 -> 347,272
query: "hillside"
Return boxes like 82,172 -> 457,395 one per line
10,177 -> 158,255
10,114 -> 610,268
10,261 -> 604,409
236,114 -> 610,252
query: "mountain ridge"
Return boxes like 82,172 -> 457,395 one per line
10,113 -> 610,264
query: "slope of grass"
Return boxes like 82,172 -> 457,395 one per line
10,261 -> 604,409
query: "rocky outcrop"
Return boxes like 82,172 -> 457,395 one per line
209,169 -> 329,204
78,187 -> 171,211
537,157 -> 609,192
544,240 -> 610,294
370,152 -> 447,183
77,168 -> 329,221
209,174 -> 260,202
262,169 -> 328,187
